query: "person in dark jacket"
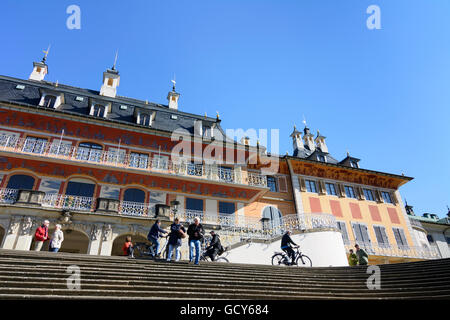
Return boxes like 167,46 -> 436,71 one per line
33,220 -> 50,251
187,217 -> 205,265
147,219 -> 168,258
205,230 -> 222,261
166,217 -> 186,262
281,230 -> 298,265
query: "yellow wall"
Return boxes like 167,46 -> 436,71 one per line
301,191 -> 414,247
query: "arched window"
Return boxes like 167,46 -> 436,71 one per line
42,95 -> 57,108
6,174 -> 35,190
123,188 -> 146,203
262,206 -> 282,231
76,142 -> 103,162
92,104 -> 105,117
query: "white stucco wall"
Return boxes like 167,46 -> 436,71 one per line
225,231 -> 349,267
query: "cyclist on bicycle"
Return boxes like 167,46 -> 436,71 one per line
281,230 -> 298,265
205,230 -> 223,261
147,219 -> 168,258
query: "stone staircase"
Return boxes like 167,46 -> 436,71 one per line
0,249 -> 449,299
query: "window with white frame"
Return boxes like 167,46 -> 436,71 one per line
392,227 -> 409,249
91,104 -> 106,118
352,223 -> 372,247
337,221 -> 350,244
373,225 -> 390,248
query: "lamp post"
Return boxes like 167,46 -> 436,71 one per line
170,200 -> 180,219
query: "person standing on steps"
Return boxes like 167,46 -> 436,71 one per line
187,217 -> 205,265
33,220 -> 50,251
166,217 -> 186,262
49,224 -> 64,253
348,249 -> 358,266
281,230 -> 297,265
147,219 -> 168,258
355,244 -> 369,265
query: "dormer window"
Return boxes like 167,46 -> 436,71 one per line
350,160 -> 359,168
317,154 -> 326,162
93,104 -> 105,117
136,110 -> 155,127
39,91 -> 63,109
42,95 -> 57,108
139,114 -> 151,126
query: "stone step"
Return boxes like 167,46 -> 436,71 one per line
1,255 -> 449,276
0,263 -> 448,285
0,286 -> 448,299
1,266 -> 449,288
1,277 -> 449,293
2,249 -> 449,272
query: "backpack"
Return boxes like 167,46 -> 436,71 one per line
217,244 -> 225,256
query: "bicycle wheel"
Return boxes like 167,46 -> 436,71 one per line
296,254 -> 312,267
133,244 -> 145,258
215,257 -> 229,263
271,253 -> 287,266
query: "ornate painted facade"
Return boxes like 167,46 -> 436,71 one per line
0,56 -> 439,264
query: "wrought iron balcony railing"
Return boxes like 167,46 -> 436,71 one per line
0,135 -> 268,187
344,242 -> 441,260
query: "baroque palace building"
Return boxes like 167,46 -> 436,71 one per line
0,55 -> 441,265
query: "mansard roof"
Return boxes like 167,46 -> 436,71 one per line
0,75 -> 238,144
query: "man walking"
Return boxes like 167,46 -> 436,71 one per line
187,217 -> 205,265
147,219 -> 168,258
166,217 -> 185,262
355,244 -> 369,265
33,220 -> 50,251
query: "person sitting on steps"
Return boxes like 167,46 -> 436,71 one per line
281,230 -> 297,265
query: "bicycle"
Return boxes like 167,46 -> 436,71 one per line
134,236 -> 169,259
271,246 -> 312,267
198,236 -> 229,263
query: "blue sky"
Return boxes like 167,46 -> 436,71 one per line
1,0 -> 449,217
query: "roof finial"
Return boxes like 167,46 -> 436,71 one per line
171,74 -> 176,91
112,50 -> 118,70
42,44 -> 51,63
302,115 -> 307,128
216,111 -> 220,120
204,112 -> 207,118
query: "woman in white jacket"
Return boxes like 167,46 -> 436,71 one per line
49,224 -> 64,253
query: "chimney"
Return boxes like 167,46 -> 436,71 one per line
29,47 -> 50,81
100,67 -> 120,98
167,79 -> 180,110
315,130 -> 328,153
303,126 -> 315,152
290,125 -> 304,153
